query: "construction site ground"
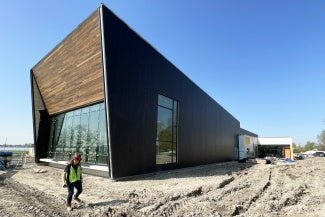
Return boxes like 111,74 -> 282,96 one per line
0,157 -> 324,217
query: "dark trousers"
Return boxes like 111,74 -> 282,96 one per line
67,180 -> 82,204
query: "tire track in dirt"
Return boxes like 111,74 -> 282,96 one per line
183,165 -> 273,216
132,174 -> 236,216
241,164 -> 312,216
232,169 -> 272,216
2,179 -> 68,217
150,167 -> 266,217
133,166 -> 266,216
150,186 -> 205,216
106,175 -> 237,216
1,176 -> 104,217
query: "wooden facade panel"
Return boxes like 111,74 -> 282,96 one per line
32,10 -> 104,115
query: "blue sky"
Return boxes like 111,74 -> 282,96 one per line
0,0 -> 324,146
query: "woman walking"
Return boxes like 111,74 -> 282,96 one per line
62,153 -> 83,211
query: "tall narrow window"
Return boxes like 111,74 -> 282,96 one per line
156,94 -> 179,165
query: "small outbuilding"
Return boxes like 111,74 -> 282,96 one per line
239,135 -> 293,160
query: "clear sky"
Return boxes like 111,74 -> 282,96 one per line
0,0 -> 324,146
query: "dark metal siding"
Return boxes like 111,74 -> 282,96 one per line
34,110 -> 51,162
101,5 -> 240,179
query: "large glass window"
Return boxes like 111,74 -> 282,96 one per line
257,145 -> 285,158
48,102 -> 108,165
156,95 -> 179,165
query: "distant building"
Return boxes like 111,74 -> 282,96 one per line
31,4 -> 252,179
239,135 -> 293,160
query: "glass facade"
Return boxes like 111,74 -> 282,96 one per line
156,95 -> 179,165
257,145 -> 287,158
48,102 -> 108,165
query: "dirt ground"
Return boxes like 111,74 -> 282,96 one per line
0,157 -> 324,217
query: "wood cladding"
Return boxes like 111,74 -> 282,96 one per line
32,10 -> 104,115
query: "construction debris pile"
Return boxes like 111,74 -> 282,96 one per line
0,152 -> 27,170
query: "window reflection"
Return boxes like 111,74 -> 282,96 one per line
48,102 -> 108,165
156,95 -> 178,165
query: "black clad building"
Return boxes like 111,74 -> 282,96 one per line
31,4 -> 243,179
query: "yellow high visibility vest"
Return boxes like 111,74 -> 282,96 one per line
69,165 -> 81,183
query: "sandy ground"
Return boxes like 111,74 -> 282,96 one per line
0,157 -> 324,217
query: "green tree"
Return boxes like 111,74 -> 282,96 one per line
157,117 -> 173,152
316,144 -> 325,151
293,143 -> 304,153
317,130 -> 325,145
304,141 -> 316,151
316,130 -> 325,150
